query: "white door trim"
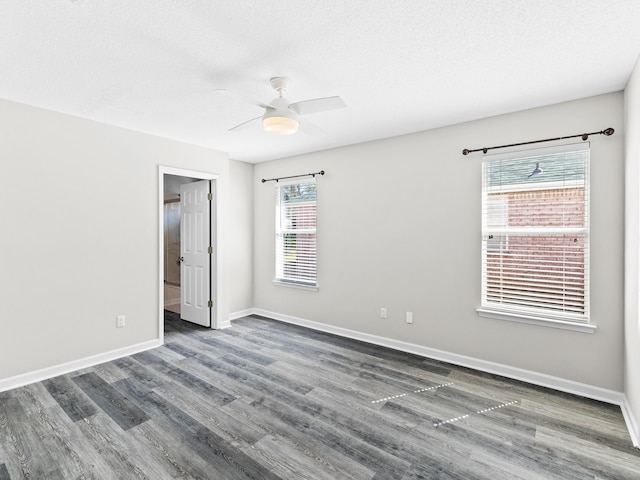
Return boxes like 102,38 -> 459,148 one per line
158,166 -> 221,344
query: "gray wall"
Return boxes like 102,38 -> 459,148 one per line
624,58 -> 640,441
0,98 -> 233,380
0,89 -> 630,414
253,92 -> 625,392
229,159 -> 254,314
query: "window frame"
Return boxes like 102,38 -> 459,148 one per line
477,143 -> 595,333
273,177 -> 318,291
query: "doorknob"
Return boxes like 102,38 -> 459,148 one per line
177,256 -> 184,264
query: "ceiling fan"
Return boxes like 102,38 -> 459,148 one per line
226,77 -> 345,135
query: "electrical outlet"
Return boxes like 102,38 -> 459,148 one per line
406,312 -> 413,324
116,315 -> 126,328
380,307 -> 387,319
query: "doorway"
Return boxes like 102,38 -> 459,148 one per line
162,174 -> 200,315
158,167 -> 220,341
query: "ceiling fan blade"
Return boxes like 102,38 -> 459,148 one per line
290,96 -> 345,115
229,116 -> 262,132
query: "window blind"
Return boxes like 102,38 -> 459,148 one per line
275,179 -> 317,286
481,143 -> 589,322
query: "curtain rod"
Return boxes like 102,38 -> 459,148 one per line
462,128 -> 614,156
261,170 -> 325,183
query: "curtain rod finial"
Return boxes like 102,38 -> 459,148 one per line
462,149 -> 470,155
604,127 -> 615,136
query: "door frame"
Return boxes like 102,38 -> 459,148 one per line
158,166 -> 220,342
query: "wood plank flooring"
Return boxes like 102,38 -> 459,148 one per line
1,312 -> 639,479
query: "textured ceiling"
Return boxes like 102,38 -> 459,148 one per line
2,1 -> 640,163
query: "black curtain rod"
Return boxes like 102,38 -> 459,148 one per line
462,127 -> 614,156
261,170 -> 325,183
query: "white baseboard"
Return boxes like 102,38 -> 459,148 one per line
621,397 -> 640,447
251,308 -> 624,403
0,339 -> 162,393
229,309 -> 255,321
249,308 -> 638,445
217,319 -> 232,329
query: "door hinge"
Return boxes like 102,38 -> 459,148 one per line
208,246 -> 213,254
208,300 -> 213,308
208,192 -> 213,201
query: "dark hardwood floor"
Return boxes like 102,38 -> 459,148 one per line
1,312 -> 639,479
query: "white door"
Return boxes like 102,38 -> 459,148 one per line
180,180 -> 211,327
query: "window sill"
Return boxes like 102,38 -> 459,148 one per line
273,280 -> 318,292
477,307 -> 596,334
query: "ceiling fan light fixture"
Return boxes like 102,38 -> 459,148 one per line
263,115 -> 299,135
262,104 -> 299,135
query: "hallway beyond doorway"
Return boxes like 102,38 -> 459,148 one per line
163,283 -> 180,314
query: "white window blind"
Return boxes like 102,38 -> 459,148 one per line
275,179 -> 317,286
481,143 -> 589,323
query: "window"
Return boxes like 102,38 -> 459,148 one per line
479,143 -> 590,326
275,179 -> 317,288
